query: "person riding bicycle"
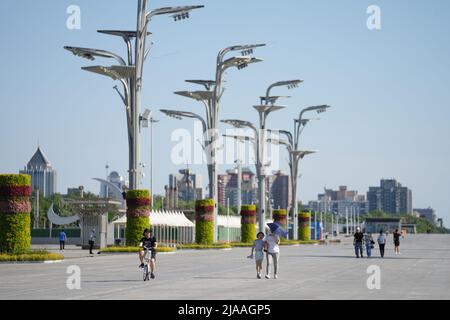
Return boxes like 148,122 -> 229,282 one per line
139,228 -> 158,279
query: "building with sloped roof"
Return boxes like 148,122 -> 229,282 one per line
20,147 -> 57,197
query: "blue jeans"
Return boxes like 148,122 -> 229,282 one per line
354,242 -> 363,257
366,244 -> 372,257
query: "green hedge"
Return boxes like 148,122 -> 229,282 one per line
101,246 -> 175,253
0,213 -> 31,254
229,242 -> 253,247
0,250 -> 64,262
280,240 -> 318,245
177,243 -> 231,250
31,228 -> 81,238
0,174 -> 30,186
126,216 -> 150,246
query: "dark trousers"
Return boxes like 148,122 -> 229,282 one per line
89,240 -> 94,254
60,241 -> 65,250
379,244 -> 385,257
354,242 -> 363,257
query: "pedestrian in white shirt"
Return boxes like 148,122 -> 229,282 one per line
264,232 -> 280,279
377,230 -> 386,258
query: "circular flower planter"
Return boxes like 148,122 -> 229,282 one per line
240,204 -> 256,243
0,174 -> 32,254
272,209 -> 287,228
195,199 -> 214,245
298,211 -> 311,241
126,189 -> 150,246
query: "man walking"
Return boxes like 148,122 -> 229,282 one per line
264,231 -> 280,279
377,230 -> 386,258
59,229 -> 67,251
393,228 -> 401,255
353,227 -> 364,258
89,228 -> 96,255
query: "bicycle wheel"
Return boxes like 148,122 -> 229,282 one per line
143,265 -> 148,281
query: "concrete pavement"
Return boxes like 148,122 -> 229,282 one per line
0,234 -> 449,299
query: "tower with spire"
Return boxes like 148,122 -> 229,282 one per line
20,147 -> 57,197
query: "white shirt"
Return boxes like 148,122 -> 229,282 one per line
265,235 -> 280,254
377,234 -> 386,244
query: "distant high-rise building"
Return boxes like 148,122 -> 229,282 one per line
308,185 -> 368,216
218,167 -> 257,207
367,179 -> 412,214
414,207 -> 437,225
268,171 -> 291,210
20,147 -> 57,197
169,169 -> 203,202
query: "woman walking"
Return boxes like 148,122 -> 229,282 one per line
393,229 -> 402,255
248,232 -> 265,279
364,230 -> 374,258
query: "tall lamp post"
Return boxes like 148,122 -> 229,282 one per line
65,2 -> 204,190
167,44 -> 265,242
221,103 -> 284,234
263,104 -> 330,240
291,105 -> 331,239
140,109 -> 158,209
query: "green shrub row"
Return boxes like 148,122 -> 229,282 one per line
280,240 -> 318,245
0,250 -> 64,262
177,243 -> 231,250
101,246 -> 175,253
31,228 -> 81,238
229,242 -> 253,247
0,213 -> 31,254
0,174 -> 31,186
126,216 -> 150,246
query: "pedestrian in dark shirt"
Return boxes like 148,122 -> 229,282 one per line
393,229 -> 402,255
353,227 -> 364,258
139,229 -> 158,279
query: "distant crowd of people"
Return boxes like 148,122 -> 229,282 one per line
353,227 -> 403,258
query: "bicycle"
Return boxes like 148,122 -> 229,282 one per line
142,246 -> 153,281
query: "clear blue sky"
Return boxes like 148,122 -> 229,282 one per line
1,0 -> 449,223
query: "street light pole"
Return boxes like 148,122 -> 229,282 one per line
171,45 -> 265,242
65,1 -> 204,190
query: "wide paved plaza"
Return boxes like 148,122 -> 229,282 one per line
1,234 -> 449,300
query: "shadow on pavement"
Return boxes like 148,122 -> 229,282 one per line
294,255 -> 420,260
82,280 -> 142,283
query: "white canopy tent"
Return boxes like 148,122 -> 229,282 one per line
112,210 -> 195,246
